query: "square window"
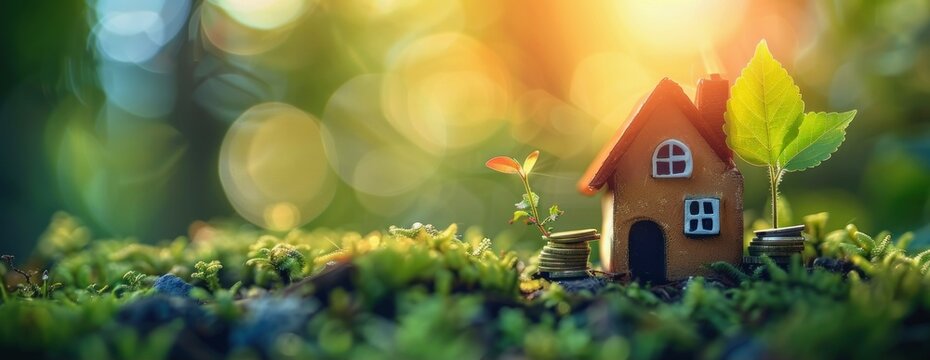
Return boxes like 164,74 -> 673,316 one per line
684,198 -> 720,237
672,161 -> 686,174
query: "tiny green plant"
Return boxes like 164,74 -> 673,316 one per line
192,260 -> 224,292
112,270 -> 149,296
724,40 -> 857,228
246,243 -> 306,285
0,255 -> 61,298
486,150 -> 564,237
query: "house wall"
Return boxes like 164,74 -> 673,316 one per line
604,105 -> 743,280
600,191 -> 614,268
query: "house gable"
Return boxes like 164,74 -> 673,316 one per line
578,78 -> 734,195
610,103 -> 730,195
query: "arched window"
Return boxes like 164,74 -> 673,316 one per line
652,139 -> 692,178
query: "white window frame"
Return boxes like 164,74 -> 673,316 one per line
684,198 -> 720,236
652,139 -> 692,178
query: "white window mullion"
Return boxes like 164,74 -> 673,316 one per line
652,139 -> 692,178
684,198 -> 720,236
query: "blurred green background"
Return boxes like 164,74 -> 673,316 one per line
1,0 -> 928,258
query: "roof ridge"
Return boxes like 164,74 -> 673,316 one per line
577,78 -> 734,195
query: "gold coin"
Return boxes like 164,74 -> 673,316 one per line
539,255 -> 589,262
547,229 -> 598,239
749,239 -> 805,246
748,245 -> 804,252
539,265 -> 588,272
544,242 -> 590,249
539,261 -> 588,268
753,225 -> 805,237
542,248 -> 591,256
546,235 -> 599,244
538,259 -> 588,266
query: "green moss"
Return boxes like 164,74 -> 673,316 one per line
1,213 -> 929,359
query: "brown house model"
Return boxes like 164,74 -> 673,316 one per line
578,75 -> 743,283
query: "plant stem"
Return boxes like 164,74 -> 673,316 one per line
519,174 -> 549,237
0,277 -> 8,303
768,166 -> 782,228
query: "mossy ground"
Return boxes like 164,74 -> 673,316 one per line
1,213 -> 929,359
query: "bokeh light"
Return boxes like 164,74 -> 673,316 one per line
569,52 -> 657,125
383,33 -> 513,153
512,90 -> 600,158
322,74 -> 439,197
219,102 -> 335,231
93,0 -> 191,66
201,0 -> 316,56
209,0 -> 316,31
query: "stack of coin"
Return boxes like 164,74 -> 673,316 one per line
743,225 -> 806,266
538,229 -> 599,279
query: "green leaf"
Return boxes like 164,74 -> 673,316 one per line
779,111 -> 856,171
510,211 -> 530,224
523,150 -> 539,175
515,192 -> 539,210
547,205 -> 563,223
724,40 -> 805,167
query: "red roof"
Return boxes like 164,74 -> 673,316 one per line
578,78 -> 734,195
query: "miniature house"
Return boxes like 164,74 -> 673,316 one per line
578,75 -> 743,283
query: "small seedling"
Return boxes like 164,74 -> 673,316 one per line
0,255 -> 61,298
2,254 -> 36,298
725,40 -> 857,227
486,150 -> 564,237
86,283 -> 110,295
247,243 -> 306,284
112,270 -> 152,296
192,260 -> 224,292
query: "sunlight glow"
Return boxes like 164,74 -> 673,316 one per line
382,33 -> 512,153
322,75 -> 439,197
209,0 -> 315,30
219,103 -> 334,231
201,0 -> 313,55
570,52 -> 656,124
615,0 -> 747,54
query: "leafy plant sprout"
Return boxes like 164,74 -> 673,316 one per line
192,260 -> 224,292
724,40 -> 856,228
486,150 -> 563,237
246,243 -> 306,284
1,255 -> 61,298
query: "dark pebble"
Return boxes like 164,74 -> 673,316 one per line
230,296 -> 319,354
116,295 -> 204,333
154,274 -> 193,298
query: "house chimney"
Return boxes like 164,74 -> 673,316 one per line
695,74 -> 731,158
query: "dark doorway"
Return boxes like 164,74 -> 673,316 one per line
629,220 -> 666,283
